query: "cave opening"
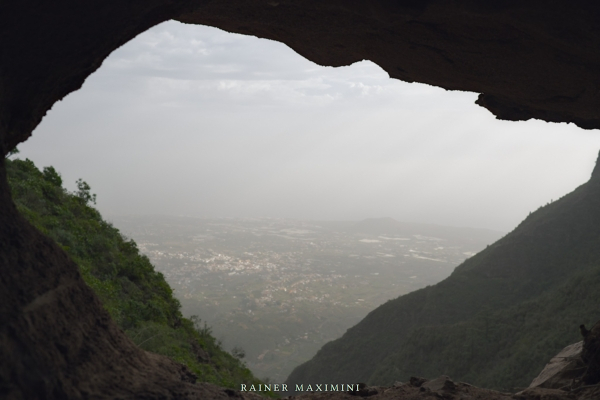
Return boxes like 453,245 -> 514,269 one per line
3,2 -> 600,398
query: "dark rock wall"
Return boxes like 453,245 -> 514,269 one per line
0,154 -> 242,399
178,1 -> 600,129
2,0 -> 600,156
0,0 -> 200,153
1,0 -> 600,398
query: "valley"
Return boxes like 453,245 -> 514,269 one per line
110,215 -> 503,382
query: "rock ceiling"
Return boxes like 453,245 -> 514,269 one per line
1,1 -> 599,398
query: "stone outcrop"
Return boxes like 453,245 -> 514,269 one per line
518,325 -> 600,399
580,321 -> 600,385
294,376 -> 515,400
291,376 -> 589,400
528,342 -> 585,390
2,1 -> 600,398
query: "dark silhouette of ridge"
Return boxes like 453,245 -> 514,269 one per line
286,150 -> 600,390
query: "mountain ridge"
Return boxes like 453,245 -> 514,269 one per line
286,151 -> 600,390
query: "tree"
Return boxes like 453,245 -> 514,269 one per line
75,178 -> 96,205
5,147 -> 19,158
231,346 -> 246,360
43,166 -> 62,187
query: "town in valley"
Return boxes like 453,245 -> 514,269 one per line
110,215 -> 503,382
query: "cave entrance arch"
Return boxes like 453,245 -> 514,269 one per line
2,1 -> 600,398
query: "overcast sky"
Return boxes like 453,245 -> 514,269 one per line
16,21 -> 600,232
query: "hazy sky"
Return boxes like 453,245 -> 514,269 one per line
17,21 -> 600,232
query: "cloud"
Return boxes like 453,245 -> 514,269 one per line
19,21 -> 600,232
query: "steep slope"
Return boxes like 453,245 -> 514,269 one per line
286,152 -> 600,391
5,157 -> 270,394
369,262 -> 600,390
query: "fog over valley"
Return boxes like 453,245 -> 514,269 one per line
110,215 -> 504,381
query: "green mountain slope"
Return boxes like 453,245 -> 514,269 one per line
6,157 -> 271,394
286,153 -> 600,391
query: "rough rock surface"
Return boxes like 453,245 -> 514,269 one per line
177,1 -> 600,131
1,1 -> 600,155
580,320 -> 600,385
293,378 -> 514,399
0,158 -> 263,398
529,342 -> 584,390
2,1 -> 600,398
289,376 -> 596,400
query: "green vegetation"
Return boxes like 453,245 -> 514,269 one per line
287,158 -> 600,391
369,263 -> 600,390
113,212 -> 496,383
6,157 -> 273,395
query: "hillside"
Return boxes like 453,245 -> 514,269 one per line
5,157 -> 271,394
286,152 -> 600,391
109,213 -> 502,383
